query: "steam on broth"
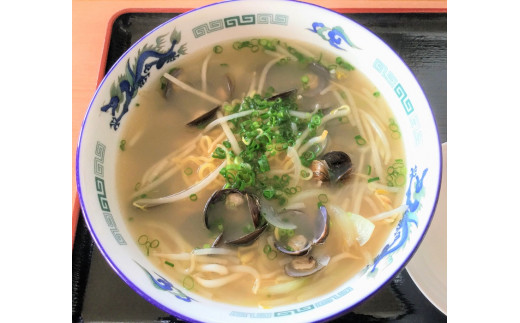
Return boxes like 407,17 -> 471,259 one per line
117,38 -> 407,307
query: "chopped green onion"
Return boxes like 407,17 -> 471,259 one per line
212,147 -> 226,159
263,188 -> 276,199
220,63 -> 228,67
258,155 -> 270,172
183,276 -> 195,290
367,165 -> 372,175
265,86 -> 275,97
335,56 -> 355,71
368,177 -> 380,183
222,140 -> 231,149
134,182 -> 141,191
373,91 -> 381,98
189,194 -> 198,201
267,250 -> 277,260
355,135 -> 367,146
203,243 -> 211,249
318,194 -> 328,203
213,45 -> 223,54
184,168 -> 193,175
263,244 -> 272,254
165,261 -> 175,267
119,140 -> 126,151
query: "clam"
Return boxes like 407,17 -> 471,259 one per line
267,88 -> 298,101
284,255 -> 331,277
186,88 -> 296,127
223,73 -> 235,101
203,189 -> 265,246
186,105 -> 221,127
162,68 -> 184,100
273,205 -> 329,256
302,62 -> 330,97
186,73 -> 235,127
311,151 -> 353,184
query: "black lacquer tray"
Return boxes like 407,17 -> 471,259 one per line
72,11 -> 447,323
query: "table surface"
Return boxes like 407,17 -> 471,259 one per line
72,6 -> 447,322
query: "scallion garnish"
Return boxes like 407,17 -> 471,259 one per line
368,177 -> 380,183
318,194 -> 328,203
213,45 -> 223,54
355,135 -> 367,146
335,56 -> 355,71
119,140 -> 126,151
183,276 -> 195,290
212,147 -> 227,159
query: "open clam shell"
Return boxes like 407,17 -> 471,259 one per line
204,189 -> 264,246
311,151 -> 353,183
273,205 -> 329,256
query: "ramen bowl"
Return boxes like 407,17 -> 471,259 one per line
76,0 -> 442,322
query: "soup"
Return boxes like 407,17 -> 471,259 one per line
116,38 -> 407,308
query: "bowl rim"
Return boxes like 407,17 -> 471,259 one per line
76,0 -> 443,321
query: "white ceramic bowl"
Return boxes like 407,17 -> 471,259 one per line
76,1 -> 442,321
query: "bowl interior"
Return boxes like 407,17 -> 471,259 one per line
77,1 -> 442,321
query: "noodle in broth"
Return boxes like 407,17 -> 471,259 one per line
117,38 -> 407,307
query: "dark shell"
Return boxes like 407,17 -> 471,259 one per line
203,189 -> 264,247
186,73 -> 234,127
186,105 -> 221,127
274,234 -> 312,256
163,68 -> 183,99
314,205 -> 329,244
225,223 -> 267,246
311,151 -> 353,183
284,255 -> 330,277
267,88 -> 298,101
224,73 -> 235,100
273,206 -> 329,256
302,62 -> 330,97
323,151 -> 353,183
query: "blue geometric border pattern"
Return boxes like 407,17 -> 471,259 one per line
373,58 -> 425,145
95,177 -> 110,212
93,140 -> 126,245
104,213 -> 127,245
192,13 -> 289,38
373,58 -> 414,115
229,286 -> 353,318
94,141 -> 105,177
